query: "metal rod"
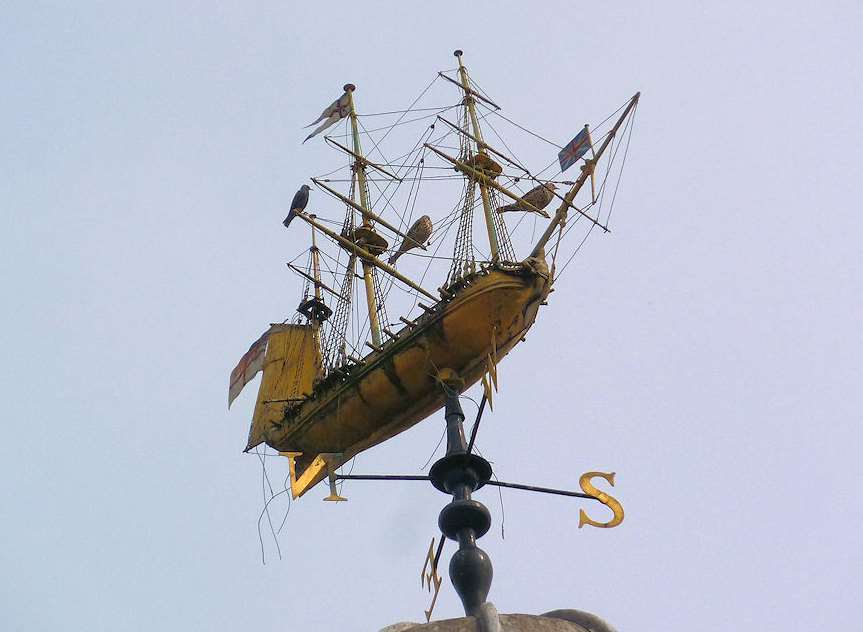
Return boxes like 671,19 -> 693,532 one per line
433,354 -> 494,617
484,479 -> 599,501
466,393 -> 487,454
333,474 -> 431,481
433,534 -> 446,573
444,386 -> 468,456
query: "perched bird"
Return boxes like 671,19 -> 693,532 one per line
465,153 -> 503,179
388,215 -> 433,264
283,184 -> 311,228
496,182 -> 557,217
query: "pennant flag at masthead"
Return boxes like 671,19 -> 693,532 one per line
303,91 -> 351,143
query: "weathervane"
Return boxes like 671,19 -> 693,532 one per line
229,48 -> 638,628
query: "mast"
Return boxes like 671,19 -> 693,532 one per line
337,253 -> 356,366
345,84 -> 383,348
454,50 -> 500,261
287,214 -> 333,379
310,216 -> 323,355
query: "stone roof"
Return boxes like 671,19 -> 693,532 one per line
381,609 -> 617,632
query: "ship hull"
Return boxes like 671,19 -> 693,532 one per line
261,258 -> 550,496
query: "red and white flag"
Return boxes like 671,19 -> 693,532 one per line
303,91 -> 351,143
557,125 -> 592,172
228,329 -> 271,408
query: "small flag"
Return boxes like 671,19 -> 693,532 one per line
228,329 -> 271,407
303,91 -> 351,143
558,125 -> 592,172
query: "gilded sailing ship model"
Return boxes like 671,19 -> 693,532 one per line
229,50 -> 639,501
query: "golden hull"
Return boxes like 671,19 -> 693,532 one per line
259,259 -> 550,497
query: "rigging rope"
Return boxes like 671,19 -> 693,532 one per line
304,71 -> 638,366
605,100 -> 637,226
553,104 -> 638,278
325,106 -> 460,137
490,110 -> 563,149
358,105 -> 457,117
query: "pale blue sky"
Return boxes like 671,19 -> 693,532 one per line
2,2 -> 862,630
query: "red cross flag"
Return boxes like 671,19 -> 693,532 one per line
303,91 -> 351,143
557,125 -> 592,172
228,329 -> 271,408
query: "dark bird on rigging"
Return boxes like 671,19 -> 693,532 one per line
388,215 -> 433,264
283,184 -> 311,228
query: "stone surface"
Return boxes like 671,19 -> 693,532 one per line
380,608 -> 616,632
382,614 -> 585,632
541,610 -> 618,632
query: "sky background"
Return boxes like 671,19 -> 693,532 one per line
2,1 -> 862,630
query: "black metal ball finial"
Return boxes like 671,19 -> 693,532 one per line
454,49 -> 463,57
344,83 -> 356,92
450,543 -> 493,616
430,387 -> 495,617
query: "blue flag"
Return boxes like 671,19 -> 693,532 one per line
558,126 -> 592,172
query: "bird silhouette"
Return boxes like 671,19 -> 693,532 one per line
283,185 -> 311,228
388,215 -> 433,264
496,182 -> 556,217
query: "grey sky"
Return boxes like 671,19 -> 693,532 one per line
2,2 -> 861,630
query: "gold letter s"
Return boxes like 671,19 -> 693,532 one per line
578,471 -> 624,529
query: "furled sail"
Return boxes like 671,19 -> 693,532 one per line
246,323 -> 321,450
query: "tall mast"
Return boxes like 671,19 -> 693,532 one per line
310,214 -> 323,331
308,216 -> 324,371
345,84 -> 383,348
454,50 -> 500,261
310,217 -> 322,304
